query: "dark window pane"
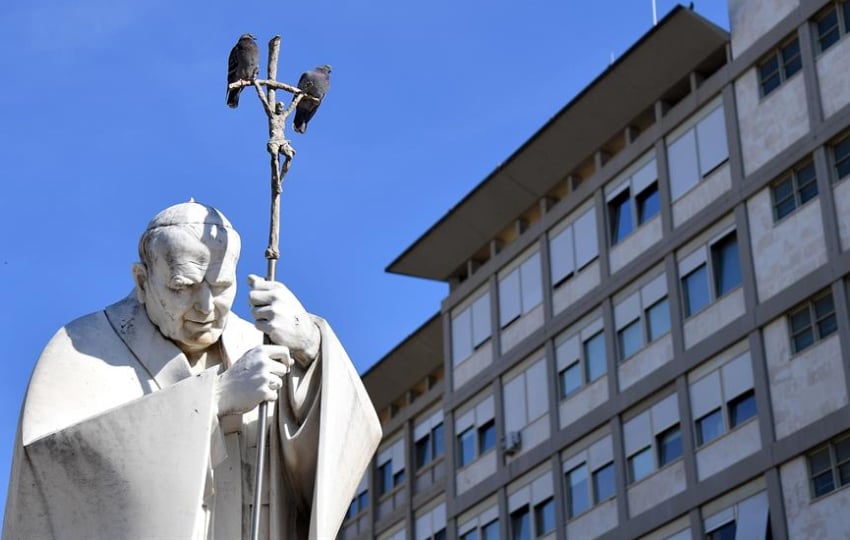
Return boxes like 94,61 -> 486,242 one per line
818,9 -> 841,51
697,409 -> 724,446
781,39 -> 801,77
759,56 -> 779,83
835,437 -> 850,462
838,462 -> 850,486
683,265 -> 710,316
636,183 -> 660,224
593,463 -> 616,502
460,530 -> 479,540
432,423 -> 445,459
729,390 -> 757,428
647,298 -> 671,341
712,233 -> 741,296
393,469 -> 405,487
378,462 -> 393,496
357,491 -> 368,511
789,307 -> 812,334
481,520 -> 499,540
534,499 -> 555,535
510,507 -> 530,540
796,163 -> 818,204
813,470 -> 835,496
567,466 -> 589,517
818,314 -> 838,339
813,294 -> 835,318
434,529 -> 447,540
707,521 -> 737,540
772,176 -> 796,219
657,425 -> 683,466
610,191 -> 634,244
628,447 -> 653,483
793,328 -> 815,353
618,320 -> 642,360
844,2 -> 850,34
835,137 -> 850,180
761,72 -> 781,96
346,500 -> 356,519
584,332 -> 607,381
809,447 -> 833,474
560,362 -> 582,398
814,294 -> 837,338
415,436 -> 431,469
458,429 -> 475,467
478,420 -> 496,454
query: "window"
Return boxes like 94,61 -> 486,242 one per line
478,420 -> 496,454
617,320 -> 642,360
606,157 -> 659,245
682,265 -> 710,316
559,361 -> 582,398
503,358 -> 549,443
458,429 -> 476,467
451,292 -> 492,363
711,233 -> 741,297
345,488 -> 369,520
680,230 -> 742,318
378,461 -> 393,496
667,103 -> 729,200
771,160 -> 818,221
556,321 -> 608,399
614,273 -> 670,361
481,520 -> 499,540
706,521 -> 737,540
592,462 -> 615,503
628,447 -> 653,483
646,298 -> 671,341
789,291 -> 837,353
832,133 -> 850,181
456,397 -> 496,468
549,206 -> 598,286
415,421 -> 445,469
584,332 -> 607,381
460,530 -> 479,540
690,352 -> 757,448
696,408 -> 724,446
566,464 -> 590,517
510,507 -> 530,540
728,390 -> 757,428
657,425 -> 683,466
499,253 -> 543,328
809,433 -> 850,497
624,393 -> 681,482
815,2 -> 850,53
758,37 -> 801,96
533,498 -> 555,536
609,190 -> 633,244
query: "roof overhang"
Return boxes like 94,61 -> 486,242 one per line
387,7 -> 729,281
362,313 -> 443,412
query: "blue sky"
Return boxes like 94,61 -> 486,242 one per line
0,0 -> 728,513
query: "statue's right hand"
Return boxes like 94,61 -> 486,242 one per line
215,345 -> 292,416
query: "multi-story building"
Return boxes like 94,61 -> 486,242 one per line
341,2 -> 850,539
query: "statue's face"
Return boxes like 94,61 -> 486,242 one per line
138,227 -> 238,355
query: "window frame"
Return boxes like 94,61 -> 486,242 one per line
770,159 -> 818,222
451,291 -> 492,364
758,36 -> 802,97
808,433 -> 850,499
831,133 -> 850,183
606,157 -> 660,247
415,422 -> 445,470
498,252 -> 543,329
814,2 -> 850,54
556,323 -> 609,400
548,206 -> 599,288
679,229 -> 742,319
788,290 -> 838,354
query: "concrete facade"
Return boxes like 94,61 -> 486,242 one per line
344,3 -> 850,540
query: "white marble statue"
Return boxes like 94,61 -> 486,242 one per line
3,202 -> 381,539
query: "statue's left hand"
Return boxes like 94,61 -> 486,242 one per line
248,274 -> 321,367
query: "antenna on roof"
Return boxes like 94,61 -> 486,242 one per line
652,0 -> 658,25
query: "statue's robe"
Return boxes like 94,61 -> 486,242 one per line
2,295 -> 381,540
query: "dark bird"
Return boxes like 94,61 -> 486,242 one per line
226,33 -> 259,109
293,65 -> 331,134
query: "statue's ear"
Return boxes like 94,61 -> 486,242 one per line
132,263 -> 148,304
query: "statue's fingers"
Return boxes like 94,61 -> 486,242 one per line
263,346 -> 293,368
247,289 -> 276,307
251,305 -> 275,321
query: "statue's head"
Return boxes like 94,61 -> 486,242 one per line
132,202 -> 242,355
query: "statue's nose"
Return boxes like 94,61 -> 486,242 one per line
194,282 -> 215,314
